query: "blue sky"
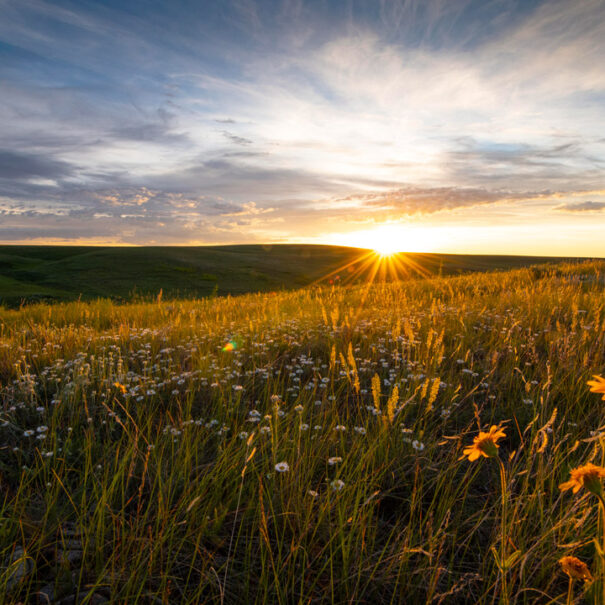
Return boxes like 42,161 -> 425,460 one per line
1,0 -> 604,254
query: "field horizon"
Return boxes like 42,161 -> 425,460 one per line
0,244 -> 598,308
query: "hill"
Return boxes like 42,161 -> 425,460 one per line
0,244 -> 585,306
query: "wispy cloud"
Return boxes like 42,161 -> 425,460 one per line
555,201 -> 605,213
329,186 -> 556,215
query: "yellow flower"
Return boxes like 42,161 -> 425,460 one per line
113,382 -> 127,395
462,425 -> 506,461
587,375 -> 605,401
559,556 -> 593,582
559,463 -> 605,497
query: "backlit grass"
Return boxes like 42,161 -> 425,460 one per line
1,260 -> 604,603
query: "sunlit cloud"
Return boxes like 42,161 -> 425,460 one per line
555,201 -> 605,213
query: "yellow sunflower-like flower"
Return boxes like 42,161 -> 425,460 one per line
462,425 -> 506,461
587,375 -> 605,401
559,556 -> 593,582
113,382 -> 127,395
559,463 -> 605,497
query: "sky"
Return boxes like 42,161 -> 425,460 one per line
1,0 -> 604,256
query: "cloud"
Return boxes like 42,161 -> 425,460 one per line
108,122 -> 190,145
555,201 -> 605,212
328,185 -> 558,215
0,150 -> 75,180
221,131 -> 253,145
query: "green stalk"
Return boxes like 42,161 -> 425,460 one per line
498,457 -> 509,605
598,496 -> 605,605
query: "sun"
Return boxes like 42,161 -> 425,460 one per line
316,223 -> 439,289
326,223 -> 440,255
373,240 -> 400,257
355,225 -> 407,255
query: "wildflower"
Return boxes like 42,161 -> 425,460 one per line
294,405 -> 304,413
587,375 -> 605,401
275,461 -> 290,473
331,479 -> 345,491
559,463 -> 605,497
328,457 -> 342,465
113,382 -> 127,394
559,556 -> 593,581
334,425 -> 346,432
412,440 -> 425,452
354,426 -> 366,435
308,490 -> 319,498
23,429 -> 34,437
462,425 -> 506,461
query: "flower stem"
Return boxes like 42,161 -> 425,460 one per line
498,457 -> 509,605
598,496 -> 605,603
566,576 -> 573,605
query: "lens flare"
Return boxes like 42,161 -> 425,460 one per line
222,340 -> 237,352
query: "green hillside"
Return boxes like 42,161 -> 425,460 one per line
0,244 -> 586,306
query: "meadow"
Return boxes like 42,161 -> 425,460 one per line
1,259 -> 605,603
0,244 -> 571,307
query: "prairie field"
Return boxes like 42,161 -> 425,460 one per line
0,244 -> 571,307
1,260 -> 605,604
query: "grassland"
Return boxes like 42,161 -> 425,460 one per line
0,244 -> 578,307
1,259 -> 604,603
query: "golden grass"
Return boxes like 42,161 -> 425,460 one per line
0,260 -> 604,603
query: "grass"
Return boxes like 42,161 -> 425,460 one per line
0,244 -> 581,307
0,259 -> 604,603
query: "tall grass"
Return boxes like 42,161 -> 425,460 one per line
0,260 -> 604,603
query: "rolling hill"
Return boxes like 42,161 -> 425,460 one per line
0,244 -> 588,306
